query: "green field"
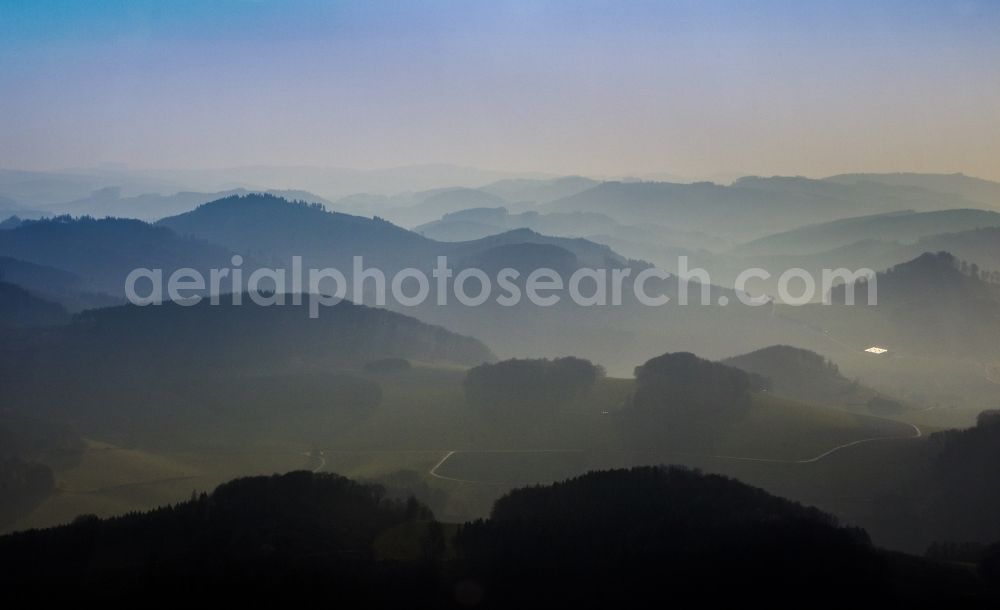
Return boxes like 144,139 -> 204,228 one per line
11,440 -> 307,532
10,363 -> 934,533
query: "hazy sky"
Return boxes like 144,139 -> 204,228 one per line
2,0 -> 999,180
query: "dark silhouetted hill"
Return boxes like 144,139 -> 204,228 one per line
920,411 -> 1000,545
0,471 -> 441,601
0,468 -> 988,604
456,466 -> 985,607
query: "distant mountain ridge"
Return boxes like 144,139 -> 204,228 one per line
734,209 -> 1000,257
158,193 -> 434,270
158,193 -> 633,274
825,172 -> 1000,208
382,187 -> 509,227
478,175 -> 599,204
43,187 -> 331,222
544,176 -> 992,241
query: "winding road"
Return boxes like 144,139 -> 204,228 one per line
428,451 -> 459,481
681,418 -> 922,465
429,449 -> 585,483
299,450 -> 326,473
426,417 -> 924,483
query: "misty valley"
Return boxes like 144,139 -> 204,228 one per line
2,177 -> 1000,604
4,1 -> 1000,605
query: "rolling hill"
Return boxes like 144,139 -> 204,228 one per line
733,209 -> 1000,257
788,251 -> 1000,360
0,298 -> 495,446
3,298 -> 494,380
0,194 -> 820,373
0,216 -> 240,297
158,193 -> 632,276
914,227 -> 1000,274
0,471 -> 440,601
722,345 -> 889,409
158,193 -> 437,269
415,205 -> 731,257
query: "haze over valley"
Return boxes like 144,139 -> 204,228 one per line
3,1 -> 1000,605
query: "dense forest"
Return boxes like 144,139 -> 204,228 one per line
628,352 -> 762,418
464,357 -> 603,414
1,468 -> 995,606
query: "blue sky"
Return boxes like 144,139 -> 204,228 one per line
2,0 -> 998,179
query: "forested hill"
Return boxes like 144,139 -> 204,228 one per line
723,345 -> 866,406
0,467 -> 989,605
1,298 -> 495,381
